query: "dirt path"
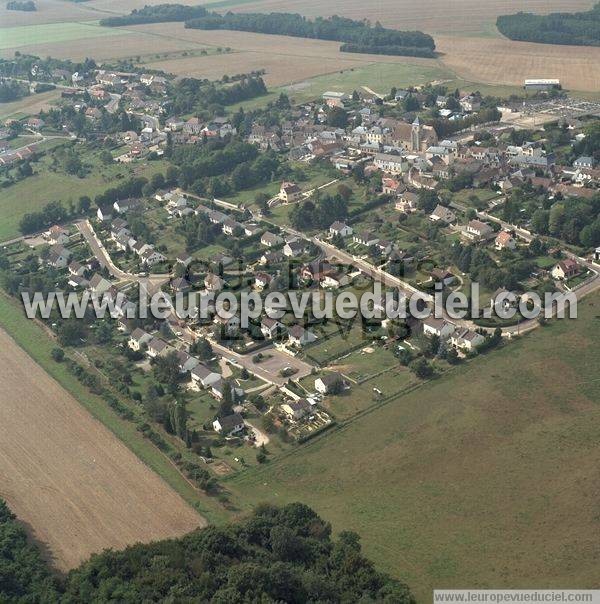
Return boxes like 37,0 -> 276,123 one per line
0,328 -> 204,571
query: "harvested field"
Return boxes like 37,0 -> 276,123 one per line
436,35 -> 600,92
0,328 -> 204,571
131,23 -> 440,86
0,0 -> 101,28
0,30 -> 199,62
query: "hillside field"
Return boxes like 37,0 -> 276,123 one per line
0,314 -> 204,571
227,293 -> 600,600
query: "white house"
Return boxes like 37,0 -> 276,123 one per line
261,232 -> 284,248
281,398 -> 311,421
261,317 -> 285,339
551,259 -> 580,280
190,363 -> 221,389
422,317 -> 455,339
451,328 -> 485,351
429,204 -> 456,224
353,231 -> 379,246
128,328 -> 152,351
329,221 -> 353,237
288,325 -> 317,347
315,372 -> 345,394
213,413 -> 245,435
465,219 -> 494,241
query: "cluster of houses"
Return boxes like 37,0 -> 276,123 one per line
422,317 -> 485,352
101,201 -> 167,267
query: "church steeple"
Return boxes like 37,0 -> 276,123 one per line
411,116 -> 421,152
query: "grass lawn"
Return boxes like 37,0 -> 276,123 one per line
0,292 -> 229,524
226,292 -> 600,600
228,61 -> 452,112
0,22 -> 128,50
0,152 -> 168,241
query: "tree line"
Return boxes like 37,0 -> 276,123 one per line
100,3 -> 208,27
184,12 -> 435,57
168,75 -> 267,116
6,0 -> 36,11
497,3 -> 600,46
0,499 -> 414,603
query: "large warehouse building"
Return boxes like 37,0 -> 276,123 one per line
524,79 -> 561,91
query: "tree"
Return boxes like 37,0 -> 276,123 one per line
78,195 -> 91,214
57,320 -> 86,346
417,189 -> 439,213
337,183 -> 352,201
153,351 -> 180,390
51,347 -> 65,362
409,357 -> 434,379
190,337 -> 212,360
327,106 -> 348,128
218,378 -> 234,416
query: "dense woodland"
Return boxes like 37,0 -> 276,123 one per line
497,2 -> 600,46
99,3 -> 208,27
185,13 -> 435,57
0,499 -> 414,603
6,0 -> 36,10
102,6 -> 435,58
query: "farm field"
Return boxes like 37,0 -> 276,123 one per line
0,22 -> 127,52
0,322 -> 204,571
0,0 -> 102,28
227,293 -> 600,600
436,35 -> 600,93
129,23 -> 444,87
0,89 -> 61,121
220,0 -> 594,36
0,28 -> 202,62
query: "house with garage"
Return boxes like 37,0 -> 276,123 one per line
495,230 -> 517,251
213,412 -> 245,435
451,328 -> 485,351
175,350 -> 199,374
204,272 -> 224,292
113,197 -> 143,214
465,219 -> 494,241
190,363 -> 221,390
141,248 -> 166,267
353,231 -> 379,247
46,244 -> 71,269
551,259 -> 580,280
281,398 -> 312,421
422,317 -> 455,339
46,225 -> 70,245
88,273 -> 112,295
283,238 -> 305,258
329,221 -> 353,237
279,181 -> 302,203
261,231 -> 284,248
429,204 -> 456,224
315,372 -> 346,395
146,337 -> 170,358
288,325 -> 317,347
261,317 -> 285,339
128,328 -> 152,351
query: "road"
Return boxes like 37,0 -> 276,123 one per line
76,219 -> 170,291
209,338 -> 314,387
